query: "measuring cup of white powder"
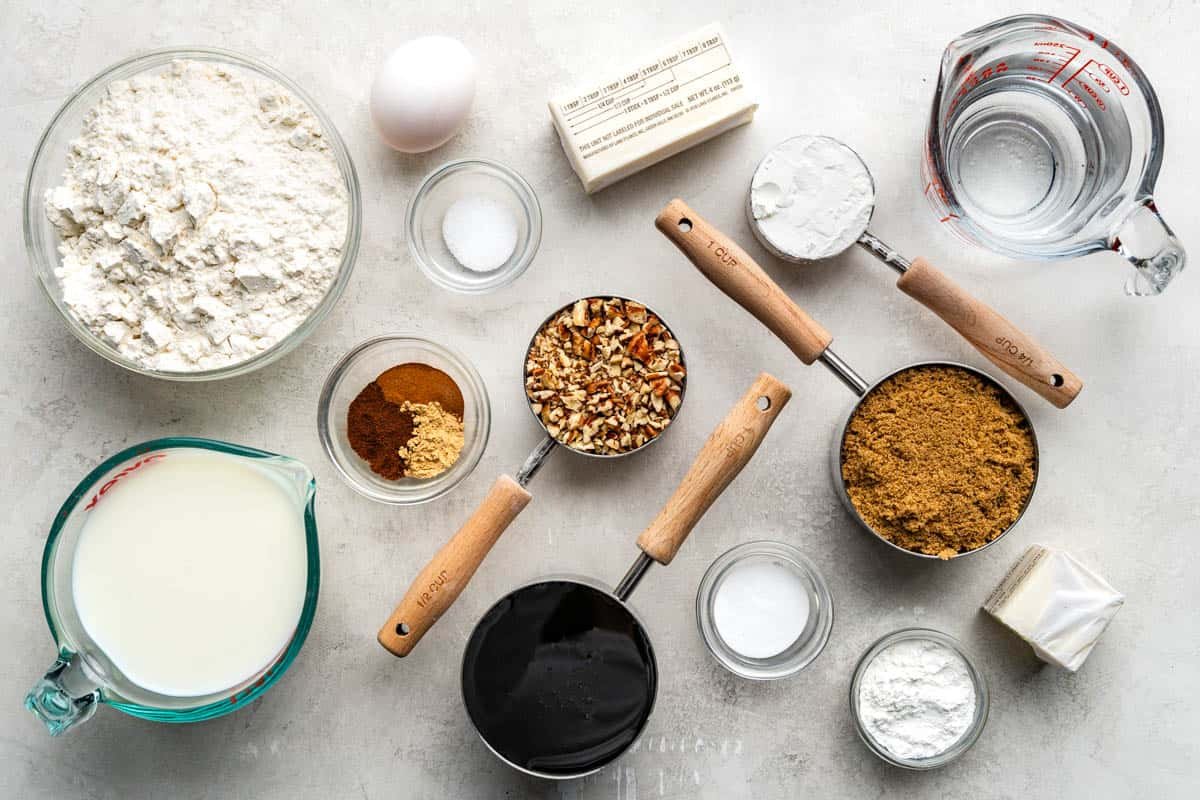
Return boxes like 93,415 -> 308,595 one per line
745,135 -> 1080,409
850,629 -> 989,768
695,541 -> 833,680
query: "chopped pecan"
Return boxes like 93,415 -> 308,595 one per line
523,297 -> 686,455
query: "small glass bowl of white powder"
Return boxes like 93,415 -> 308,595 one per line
406,159 -> 541,293
850,628 -> 989,769
695,540 -> 834,680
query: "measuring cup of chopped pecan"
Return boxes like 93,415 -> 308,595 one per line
524,296 -> 687,456
377,295 -> 687,658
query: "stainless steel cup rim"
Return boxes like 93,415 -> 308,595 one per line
833,360 -> 1040,560
521,295 -> 688,460
458,572 -> 659,781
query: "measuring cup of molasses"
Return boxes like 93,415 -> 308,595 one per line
924,14 -> 1185,295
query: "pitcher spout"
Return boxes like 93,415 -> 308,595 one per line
25,655 -> 100,736
1113,199 -> 1186,296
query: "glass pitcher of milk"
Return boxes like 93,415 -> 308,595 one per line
25,438 -> 320,735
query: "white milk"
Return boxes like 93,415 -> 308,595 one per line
72,449 -> 309,697
712,558 -> 810,659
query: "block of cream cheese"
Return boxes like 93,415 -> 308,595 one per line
983,544 -> 1124,671
548,23 -> 757,193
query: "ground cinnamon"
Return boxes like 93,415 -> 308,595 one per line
377,363 -> 464,416
347,382 -> 413,480
347,363 -> 465,480
840,365 -> 1037,559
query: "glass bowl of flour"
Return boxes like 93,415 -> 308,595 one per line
23,47 -> 361,380
850,628 -> 990,769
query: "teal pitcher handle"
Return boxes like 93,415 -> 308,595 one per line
25,655 -> 100,735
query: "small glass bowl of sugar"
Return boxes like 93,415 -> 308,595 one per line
406,158 -> 542,293
695,540 -> 834,680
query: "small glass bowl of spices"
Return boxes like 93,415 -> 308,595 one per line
696,541 -> 834,680
850,628 -> 989,769
318,335 -> 490,504
407,158 -> 542,294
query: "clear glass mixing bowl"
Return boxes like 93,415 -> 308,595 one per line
22,47 -> 362,380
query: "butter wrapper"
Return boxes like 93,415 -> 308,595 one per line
983,544 -> 1124,671
548,23 -> 756,194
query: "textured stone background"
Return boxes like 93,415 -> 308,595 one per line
2,1 -> 1198,798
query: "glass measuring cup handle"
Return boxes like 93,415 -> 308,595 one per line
1113,199 -> 1187,296
25,654 -> 100,736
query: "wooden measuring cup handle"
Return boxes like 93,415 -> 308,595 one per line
896,258 -> 1082,407
377,475 -> 532,657
656,199 -> 833,364
637,373 -> 791,565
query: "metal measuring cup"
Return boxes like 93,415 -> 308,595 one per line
459,374 -> 788,779
657,201 -> 1039,559
745,135 -> 1080,409
378,296 -> 687,656
828,361 -> 1039,560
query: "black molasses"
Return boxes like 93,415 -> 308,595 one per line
461,580 -> 656,776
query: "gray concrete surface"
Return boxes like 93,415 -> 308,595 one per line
3,1 -> 1199,797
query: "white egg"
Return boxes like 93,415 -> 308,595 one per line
370,36 -> 476,153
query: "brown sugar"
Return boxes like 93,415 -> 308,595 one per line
840,365 -> 1037,559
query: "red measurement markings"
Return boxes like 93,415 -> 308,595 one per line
1031,41 -> 1082,83
84,453 -> 166,510
923,178 -> 959,223
944,61 -> 1009,121
1061,58 -> 1132,111
1099,64 -> 1131,95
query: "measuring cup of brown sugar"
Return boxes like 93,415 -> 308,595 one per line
831,362 -> 1038,559
377,296 -> 687,656
656,200 -> 1038,559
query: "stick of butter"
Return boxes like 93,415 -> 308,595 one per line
983,544 -> 1124,671
548,23 -> 757,194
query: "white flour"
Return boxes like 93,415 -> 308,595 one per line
857,638 -> 977,760
46,59 -> 348,372
748,135 -> 874,261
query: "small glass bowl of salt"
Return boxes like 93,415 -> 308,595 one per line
406,158 -> 542,293
695,540 -> 834,680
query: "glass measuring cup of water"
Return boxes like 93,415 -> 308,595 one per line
923,14 -> 1185,296
25,438 -> 320,735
